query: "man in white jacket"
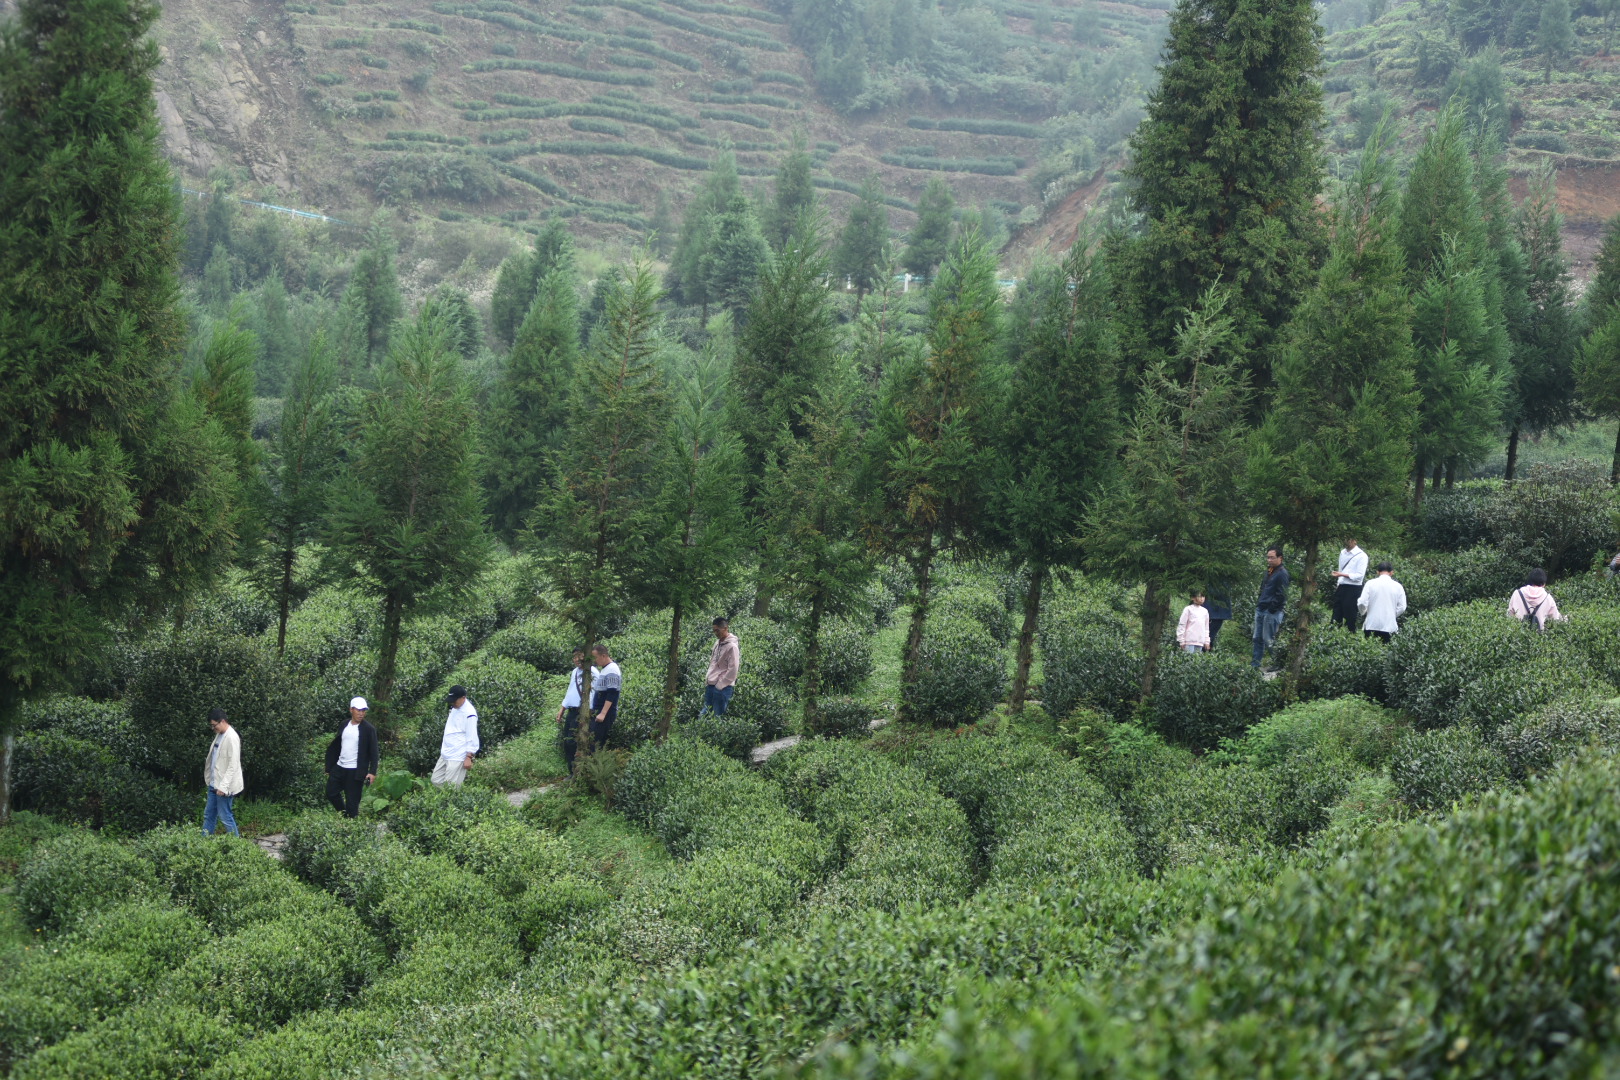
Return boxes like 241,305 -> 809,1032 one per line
1356,562 -> 1407,643
202,707 -> 243,836
1330,537 -> 1369,632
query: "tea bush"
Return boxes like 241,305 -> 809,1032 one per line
932,583 -> 1014,645
403,653 -> 553,772
14,832 -> 157,933
807,696 -> 881,739
902,614 -> 1004,727
1390,725 -> 1511,811
13,700 -> 192,832
1481,459 -> 1614,577
1416,481 -> 1497,550
682,709 -> 761,759
1144,651 -> 1279,750
483,613 -> 576,673
1493,695 -> 1620,780
1040,610 -> 1141,721
1299,627 -> 1389,702
9,1000 -> 241,1080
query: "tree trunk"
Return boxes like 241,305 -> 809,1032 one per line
752,562 -> 773,617
1287,537 -> 1320,689
1413,462 -> 1426,511
657,600 -> 683,742
1504,425 -> 1520,483
275,539 -> 296,654
1009,562 -> 1045,712
1138,581 -> 1169,701
0,724 -> 13,826
896,542 -> 935,725
1444,460 -> 1456,489
1432,462 -> 1443,488
802,594 -> 824,734
1611,421 -> 1620,485
371,593 -> 404,735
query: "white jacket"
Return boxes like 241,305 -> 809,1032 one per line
1357,575 -> 1407,634
203,726 -> 244,796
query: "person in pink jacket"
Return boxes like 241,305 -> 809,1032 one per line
1176,590 -> 1211,653
1508,568 -> 1564,630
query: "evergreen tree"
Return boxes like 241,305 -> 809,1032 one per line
701,192 -> 771,321
338,222 -> 404,369
987,242 -> 1122,710
668,151 -> 741,314
1249,129 -> 1417,685
832,174 -> 890,302
1398,104 -> 1489,282
581,267 -> 624,348
640,343 -> 749,739
491,219 -> 574,347
485,265 -> 581,542
194,318 -> 265,558
258,336 -> 339,652
1447,46 -> 1509,145
762,376 -> 875,731
0,0 -> 240,820
325,312 -> 491,727
648,189 -> 676,257
1083,291 -> 1251,699
1576,309 -> 1620,483
534,260 -> 671,651
421,285 -> 482,362
872,229 -> 1002,723
1583,212 -> 1620,328
1504,161 -> 1578,479
1112,0 -> 1326,391
903,177 -> 955,277
201,242 -> 235,314
252,271 -> 296,395
766,130 -> 817,251
1539,0 -> 1574,82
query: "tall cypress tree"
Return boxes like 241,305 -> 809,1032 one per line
872,229 -> 1001,722
1083,291 -> 1251,699
988,243 -> 1122,710
903,177 -> 955,277
1504,161 -> 1577,480
1577,310 -> 1620,483
700,192 -> 771,320
1249,129 -> 1417,685
668,151 -> 741,314
421,285 -> 482,362
1585,214 -> 1620,327
338,222 -> 404,370
325,312 -> 491,728
491,218 -> 574,348
766,130 -> 817,251
0,0 -> 240,819
485,265 -> 581,542
1112,0 -> 1326,391
832,174 -> 890,303
194,318 -> 265,560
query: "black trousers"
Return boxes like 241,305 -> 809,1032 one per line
326,767 -> 364,818
1364,629 -> 1391,643
589,716 -> 614,752
559,707 -> 580,774
1208,618 -> 1227,646
1330,584 -> 1362,630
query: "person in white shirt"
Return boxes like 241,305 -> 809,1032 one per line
1175,589 -> 1210,653
433,684 -> 479,787
588,644 -> 622,752
1330,537 -> 1369,632
202,707 -> 243,837
555,650 -> 597,775
325,697 -> 378,817
1356,562 -> 1407,643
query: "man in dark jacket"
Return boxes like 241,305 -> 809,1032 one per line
1251,546 -> 1290,670
325,696 -> 379,818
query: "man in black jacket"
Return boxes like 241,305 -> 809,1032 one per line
325,696 -> 379,818
1250,546 -> 1290,671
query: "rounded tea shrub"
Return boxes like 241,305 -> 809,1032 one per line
1493,695 -> 1620,780
128,629 -> 312,797
15,832 -> 157,934
1416,481 -> 1497,551
1390,725 -> 1510,811
682,710 -> 762,760
1481,459 -> 1614,578
13,731 -> 192,833
1039,611 -> 1141,722
902,615 -> 1005,727
483,614 -> 576,674
807,697 -> 881,739
1300,628 -> 1389,703
933,584 -> 1014,645
1145,652 -> 1280,751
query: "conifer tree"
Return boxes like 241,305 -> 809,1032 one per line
988,243 -> 1122,710
258,335 -> 339,652
1084,291 -> 1251,699
1249,130 -> 1417,685
486,266 -> 582,542
1583,213 -> 1620,328
872,229 -> 1001,722
1398,104 -> 1488,282
648,189 -> 676,257
1577,311 -> 1620,483
491,219 -> 574,347
194,318 -> 265,558
1539,0 -> 1574,82
1112,0 -> 1326,391
640,344 -> 749,738
338,222 -> 404,369
766,130 -> 817,250
1504,161 -> 1578,480
668,151 -> 741,314
832,174 -> 890,303
903,177 -> 955,277
701,192 -> 771,320
252,271 -> 296,395
421,285 -> 482,362
0,0 -> 240,819
534,260 -> 671,651
326,313 -> 490,727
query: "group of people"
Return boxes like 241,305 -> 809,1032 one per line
1173,538 -> 1566,672
198,617 -> 744,834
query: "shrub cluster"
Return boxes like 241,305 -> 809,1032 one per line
1039,606 -> 1141,721
1145,650 -> 1280,750
901,614 -> 1004,727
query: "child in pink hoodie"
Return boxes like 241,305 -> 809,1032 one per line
1508,568 -> 1564,630
1176,590 -> 1211,653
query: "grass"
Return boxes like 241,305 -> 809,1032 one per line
559,801 -> 670,894
468,726 -> 569,791
857,617 -> 909,710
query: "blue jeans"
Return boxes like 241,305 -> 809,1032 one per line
703,683 -> 735,718
1251,610 -> 1284,668
203,789 -> 239,837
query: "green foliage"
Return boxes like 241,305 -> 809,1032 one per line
1299,628 -> 1389,702
1039,608 -> 1141,721
13,727 -> 193,833
765,129 -> 816,250
1479,460 -> 1613,577
1145,651 -> 1280,751
1494,695 -> 1620,780
901,615 -> 1006,728
15,832 -> 157,934
483,613 -> 576,673
1390,724 -> 1510,810
901,176 -> 954,275
1417,481 -> 1497,550
830,174 -> 889,299
682,709 -> 761,759
807,697 -> 882,739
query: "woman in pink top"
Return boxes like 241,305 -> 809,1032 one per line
1507,568 -> 1564,630
1176,590 -> 1211,653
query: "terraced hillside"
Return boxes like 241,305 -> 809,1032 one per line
146,0 -> 1169,243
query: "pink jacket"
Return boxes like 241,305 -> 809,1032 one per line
1508,585 -> 1563,629
1176,603 -> 1210,648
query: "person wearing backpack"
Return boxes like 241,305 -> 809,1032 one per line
1508,568 -> 1564,630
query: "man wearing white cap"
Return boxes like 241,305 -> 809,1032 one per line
433,685 -> 478,787
325,697 -> 379,817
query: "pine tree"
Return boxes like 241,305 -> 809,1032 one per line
766,130 -> 817,250
639,343 -> 749,738
257,336 -> 339,652
903,177 -> 955,277
1249,129 -> 1417,685
194,318 -> 265,559
1083,291 -> 1252,699
534,260 -> 671,651
1577,310 -> 1620,483
338,222 -> 404,369
1399,104 -> 1488,283
1539,0 -> 1574,82
252,271 -> 296,395
1583,213 -> 1620,328
1504,161 -> 1578,480
485,265 -> 581,542
668,151 -> 741,314
0,0 -> 240,820
325,312 -> 491,728
987,242 -> 1122,710
421,285 -> 482,362
701,192 -> 771,320
832,174 -> 890,302
491,219 -> 574,347
1111,0 -> 1326,391
872,228 -> 1002,723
